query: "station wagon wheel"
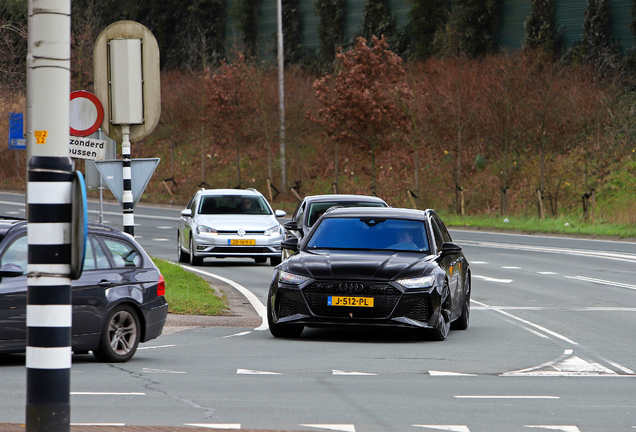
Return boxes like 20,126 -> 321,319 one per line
177,232 -> 189,263
452,276 -> 470,331
189,237 -> 203,266
267,289 -> 303,338
423,281 -> 451,342
94,304 -> 140,363
433,281 -> 452,340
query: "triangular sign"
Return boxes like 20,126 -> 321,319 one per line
94,158 -> 160,207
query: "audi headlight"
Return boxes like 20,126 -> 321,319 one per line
279,271 -> 309,285
264,224 -> 281,236
396,275 -> 436,289
197,225 -> 218,237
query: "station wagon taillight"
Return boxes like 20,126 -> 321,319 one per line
157,274 -> 165,296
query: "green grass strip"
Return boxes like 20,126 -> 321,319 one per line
152,258 -> 229,316
441,213 -> 636,240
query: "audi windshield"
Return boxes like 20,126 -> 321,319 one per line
305,217 -> 431,253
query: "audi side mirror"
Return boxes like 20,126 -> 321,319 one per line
440,242 -> 462,256
181,209 -> 192,217
275,210 -> 287,218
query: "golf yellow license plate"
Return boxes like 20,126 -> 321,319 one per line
229,239 -> 255,246
328,296 -> 374,307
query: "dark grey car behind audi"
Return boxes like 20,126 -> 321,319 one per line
0,218 -> 168,362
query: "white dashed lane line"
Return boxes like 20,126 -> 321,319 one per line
565,275 -> 636,292
472,275 -> 513,283
71,392 -> 145,395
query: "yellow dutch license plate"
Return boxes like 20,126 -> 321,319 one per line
229,239 -> 256,246
327,296 -> 374,307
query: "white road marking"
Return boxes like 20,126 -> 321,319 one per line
470,306 -> 636,312
142,368 -> 186,374
71,392 -> 145,395
501,266 -> 521,269
332,370 -> 378,376
300,425 -> 356,432
185,424 -> 241,429
455,395 -> 559,399
458,239 -> 636,264
502,349 -> 620,377
86,209 -> 176,221
537,272 -> 557,275
182,266 -> 268,330
153,238 -> 170,242
157,226 -> 173,229
472,275 -> 513,283
470,261 -> 489,264
428,371 -> 477,377
472,300 -> 578,345
138,344 -> 177,350
0,200 -> 25,206
565,276 -> 636,292
520,326 -> 552,340
524,426 -> 581,432
601,358 -> 635,374
6,211 -> 20,215
236,369 -> 282,375
413,426 -> 470,432
223,331 -> 251,338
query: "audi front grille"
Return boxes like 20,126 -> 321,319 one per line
302,281 -> 402,319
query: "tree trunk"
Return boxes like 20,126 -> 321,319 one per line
370,142 -> 377,196
235,142 -> 241,188
334,141 -> 339,190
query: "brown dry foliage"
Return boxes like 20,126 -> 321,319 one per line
1,44 -> 631,221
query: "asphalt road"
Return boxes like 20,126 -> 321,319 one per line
1,191 -> 636,431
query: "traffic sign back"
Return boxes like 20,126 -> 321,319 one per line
94,158 -> 160,207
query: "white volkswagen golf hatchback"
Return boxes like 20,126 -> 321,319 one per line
178,188 -> 286,266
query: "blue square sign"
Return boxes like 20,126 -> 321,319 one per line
8,112 -> 26,150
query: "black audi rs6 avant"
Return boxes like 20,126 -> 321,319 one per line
268,207 -> 471,341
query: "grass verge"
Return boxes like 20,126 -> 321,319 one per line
441,212 -> 636,240
152,258 -> 229,316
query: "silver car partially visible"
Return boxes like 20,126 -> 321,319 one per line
178,189 -> 286,266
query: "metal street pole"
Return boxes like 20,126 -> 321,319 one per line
277,0 -> 287,194
26,0 -> 72,430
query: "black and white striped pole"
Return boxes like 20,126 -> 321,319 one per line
26,0 -> 73,430
121,125 -> 134,235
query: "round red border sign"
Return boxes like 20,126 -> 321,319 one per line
70,91 -> 104,137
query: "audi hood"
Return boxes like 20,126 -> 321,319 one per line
284,250 -> 436,281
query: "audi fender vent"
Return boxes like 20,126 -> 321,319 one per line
405,298 -> 431,324
278,292 -> 299,318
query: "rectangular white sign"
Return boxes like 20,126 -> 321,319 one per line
69,137 -> 106,160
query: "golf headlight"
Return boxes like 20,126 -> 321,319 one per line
197,225 -> 218,237
265,225 -> 281,236
396,275 -> 436,289
279,271 -> 309,285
